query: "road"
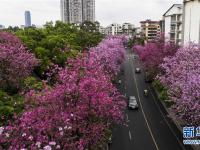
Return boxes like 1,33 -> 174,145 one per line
109,50 -> 193,150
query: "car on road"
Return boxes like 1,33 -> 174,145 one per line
135,68 -> 141,73
128,96 -> 139,109
118,80 -> 122,84
108,134 -> 112,145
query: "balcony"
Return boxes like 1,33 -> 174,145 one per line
171,20 -> 182,25
170,29 -> 175,33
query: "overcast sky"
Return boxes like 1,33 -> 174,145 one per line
0,0 -> 182,27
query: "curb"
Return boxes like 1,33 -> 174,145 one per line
151,85 -> 200,150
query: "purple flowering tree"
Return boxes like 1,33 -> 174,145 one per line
0,32 -> 38,91
159,45 -> 200,125
133,36 -> 178,79
0,36 -> 126,149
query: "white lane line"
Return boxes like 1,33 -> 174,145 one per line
129,130 -> 132,140
131,58 -> 160,150
148,86 -> 187,150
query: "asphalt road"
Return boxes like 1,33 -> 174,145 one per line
109,50 -> 193,150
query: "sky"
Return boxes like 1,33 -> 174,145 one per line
0,0 -> 182,27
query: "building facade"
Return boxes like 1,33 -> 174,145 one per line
82,0 -> 95,22
134,27 -> 142,38
140,20 -> 160,42
61,0 -> 83,24
163,4 -> 183,45
103,23 -> 135,36
60,0 -> 95,24
0,24 -> 5,30
25,11 -> 31,27
122,23 -> 135,37
182,0 -> 200,44
99,26 -> 106,35
105,23 -> 122,35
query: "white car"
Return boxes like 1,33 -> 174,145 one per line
135,68 -> 141,73
128,96 -> 139,109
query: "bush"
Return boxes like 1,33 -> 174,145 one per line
0,90 -> 24,126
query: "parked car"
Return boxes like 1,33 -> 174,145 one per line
128,96 -> 139,109
135,68 -> 141,73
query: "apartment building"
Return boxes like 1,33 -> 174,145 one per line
105,23 -> 123,35
104,23 -> 135,36
140,19 -> 160,42
122,23 -> 135,37
60,0 -> 95,24
82,0 -> 95,22
99,26 -> 106,35
182,0 -> 200,44
163,4 -> 183,45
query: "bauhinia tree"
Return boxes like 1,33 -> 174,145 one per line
159,44 -> 200,125
0,32 -> 38,92
0,36 -> 126,150
133,35 -> 178,79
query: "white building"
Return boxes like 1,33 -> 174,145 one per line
60,0 -> 95,24
182,0 -> 200,44
105,23 -> 122,35
135,27 -> 142,38
122,23 -> 135,37
99,26 -> 106,35
163,4 -> 183,45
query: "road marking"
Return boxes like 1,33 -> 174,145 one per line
131,58 -> 160,150
148,86 -> 187,150
129,130 -> 132,140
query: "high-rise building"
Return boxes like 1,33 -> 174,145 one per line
25,11 -> 31,27
0,24 -> 5,30
61,0 -> 82,24
82,0 -> 95,22
60,0 -> 95,24
182,0 -> 200,44
163,4 -> 183,45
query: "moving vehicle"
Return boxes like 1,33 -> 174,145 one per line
128,96 -> 139,109
144,89 -> 148,96
108,134 -> 112,144
118,80 -> 122,84
135,68 -> 141,73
